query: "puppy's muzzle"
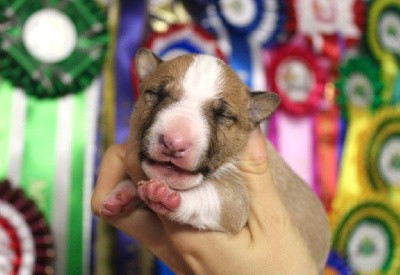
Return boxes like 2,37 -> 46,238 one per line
159,133 -> 192,159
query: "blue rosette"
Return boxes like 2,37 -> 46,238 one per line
200,0 -> 286,89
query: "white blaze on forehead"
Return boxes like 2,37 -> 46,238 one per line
146,55 -> 224,173
182,55 -> 223,101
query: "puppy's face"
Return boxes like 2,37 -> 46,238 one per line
130,48 -> 279,190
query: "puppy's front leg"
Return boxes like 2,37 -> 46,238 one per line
138,180 -> 223,231
137,179 -> 181,214
101,179 -> 139,216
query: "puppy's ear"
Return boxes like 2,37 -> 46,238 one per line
248,91 -> 280,124
135,48 -> 162,81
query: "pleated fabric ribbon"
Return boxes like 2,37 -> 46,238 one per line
0,0 -> 107,274
333,54 -> 400,271
335,56 -> 388,198
264,37 -> 336,200
0,0 -> 107,98
200,0 -> 285,90
0,78 -> 101,275
291,0 -> 365,61
330,195 -> 400,273
365,0 -> 400,105
0,180 -> 54,274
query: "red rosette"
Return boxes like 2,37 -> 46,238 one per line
132,23 -> 225,101
144,23 -> 225,60
265,41 -> 328,116
0,180 -> 54,274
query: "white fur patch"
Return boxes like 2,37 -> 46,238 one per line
168,180 -> 222,230
182,55 -> 223,101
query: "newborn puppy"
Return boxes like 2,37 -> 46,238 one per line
102,48 -> 331,270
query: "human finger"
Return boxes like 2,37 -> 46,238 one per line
91,143 -> 129,216
237,127 -> 292,237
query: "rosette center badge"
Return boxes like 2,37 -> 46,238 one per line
22,9 -> 77,64
0,1 -> 108,98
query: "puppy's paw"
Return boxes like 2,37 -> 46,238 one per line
137,179 -> 181,215
101,180 -> 138,217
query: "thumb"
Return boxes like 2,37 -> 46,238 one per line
238,126 -> 269,175
238,127 -> 289,235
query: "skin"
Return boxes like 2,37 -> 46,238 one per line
91,127 -> 318,275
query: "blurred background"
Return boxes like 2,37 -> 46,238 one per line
0,0 -> 399,274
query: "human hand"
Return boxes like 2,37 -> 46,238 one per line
91,127 -> 318,274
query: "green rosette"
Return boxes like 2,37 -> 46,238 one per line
358,108 -> 400,192
365,0 -> 400,64
331,196 -> 400,274
0,0 -> 108,98
336,56 -> 383,118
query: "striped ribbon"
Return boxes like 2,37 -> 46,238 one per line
264,38 -> 330,194
0,78 -> 101,275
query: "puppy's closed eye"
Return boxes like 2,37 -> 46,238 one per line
144,86 -> 169,104
213,99 -> 237,125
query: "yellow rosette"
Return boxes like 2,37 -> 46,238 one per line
357,108 -> 400,194
331,195 -> 400,274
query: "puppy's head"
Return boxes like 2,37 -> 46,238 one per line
130,48 -> 279,190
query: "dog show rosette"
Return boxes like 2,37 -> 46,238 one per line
264,39 -> 330,191
200,0 -> 286,89
291,0 -> 365,60
357,108 -> 400,192
365,0 -> 400,64
0,180 -> 54,274
265,41 -> 327,116
331,196 -> 400,274
336,56 -> 384,119
0,0 -> 107,98
144,23 -> 225,61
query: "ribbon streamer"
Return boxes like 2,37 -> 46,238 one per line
265,39 -> 329,190
0,0 -> 108,98
314,103 -> 340,211
114,0 -> 146,144
114,1 -> 148,274
0,77 -> 102,275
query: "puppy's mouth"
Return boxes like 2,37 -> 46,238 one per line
141,158 -> 206,190
147,159 -> 198,176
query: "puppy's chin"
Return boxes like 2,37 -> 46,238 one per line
142,160 -> 204,190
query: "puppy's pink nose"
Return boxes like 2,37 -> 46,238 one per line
160,134 -> 192,158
